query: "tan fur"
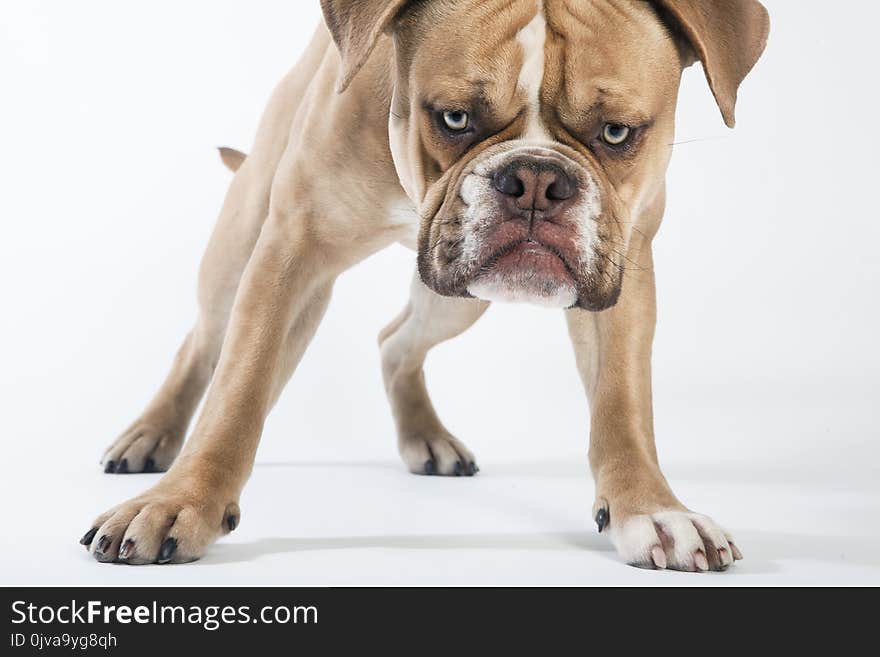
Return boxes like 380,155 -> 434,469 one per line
87,0 -> 767,570
380,274 -> 488,475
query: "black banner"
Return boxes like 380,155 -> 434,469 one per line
0,586 -> 869,653
4,586 -> 593,653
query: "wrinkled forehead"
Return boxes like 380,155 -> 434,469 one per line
395,0 -> 680,118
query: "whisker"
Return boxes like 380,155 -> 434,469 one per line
608,221 -> 650,240
609,249 -> 652,272
668,136 -> 728,146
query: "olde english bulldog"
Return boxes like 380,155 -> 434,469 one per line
82,0 -> 769,571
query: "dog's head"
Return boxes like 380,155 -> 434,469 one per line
322,0 -> 769,310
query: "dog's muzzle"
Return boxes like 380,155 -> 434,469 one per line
419,144 -> 622,311
463,152 -> 596,308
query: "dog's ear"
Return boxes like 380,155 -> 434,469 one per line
320,0 -> 410,93
653,0 -> 770,128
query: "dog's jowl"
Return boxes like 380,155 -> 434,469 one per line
84,0 -> 768,570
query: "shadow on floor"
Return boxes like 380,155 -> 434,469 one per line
199,529 -> 880,578
254,458 -> 879,489
240,460 -> 880,576
203,531 -> 611,566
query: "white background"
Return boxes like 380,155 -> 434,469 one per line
1,1 -> 877,585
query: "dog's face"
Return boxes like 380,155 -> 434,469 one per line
390,0 -> 681,310
322,0 -> 769,310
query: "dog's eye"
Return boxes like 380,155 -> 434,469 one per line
442,110 -> 469,132
602,123 -> 631,146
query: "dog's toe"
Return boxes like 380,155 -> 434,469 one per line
400,431 -> 477,476
607,510 -> 739,572
102,421 -> 184,474
83,487 -> 239,565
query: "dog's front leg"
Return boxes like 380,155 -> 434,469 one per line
566,240 -> 743,572
81,202 -> 356,564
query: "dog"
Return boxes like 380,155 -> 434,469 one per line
81,0 -> 769,571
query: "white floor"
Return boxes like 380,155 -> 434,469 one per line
3,379 -> 877,587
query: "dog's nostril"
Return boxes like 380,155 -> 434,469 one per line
547,177 -> 574,201
493,170 -> 525,197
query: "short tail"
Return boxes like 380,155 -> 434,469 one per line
217,146 -> 247,172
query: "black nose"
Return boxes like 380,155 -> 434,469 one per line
492,159 -> 576,213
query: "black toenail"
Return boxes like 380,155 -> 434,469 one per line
454,462 -> 463,476
158,538 -> 177,564
104,461 -> 116,474
227,515 -> 238,532
144,458 -> 155,473
468,461 -> 477,476
96,535 -> 111,554
119,539 -> 135,561
424,460 -> 436,475
80,527 -> 98,547
117,459 -> 129,474
595,508 -> 609,533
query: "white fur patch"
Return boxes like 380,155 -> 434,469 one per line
573,178 -> 601,257
458,171 -> 496,266
608,511 -> 735,570
516,1 -> 551,140
467,276 -> 577,308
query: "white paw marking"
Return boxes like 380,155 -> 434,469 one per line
608,510 -> 739,572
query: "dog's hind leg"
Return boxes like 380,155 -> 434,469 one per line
101,151 -> 280,474
101,31 -> 330,474
380,273 -> 489,476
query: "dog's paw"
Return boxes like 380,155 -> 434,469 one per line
80,485 -> 239,565
399,430 -> 478,477
101,419 -> 184,474
601,508 -> 742,572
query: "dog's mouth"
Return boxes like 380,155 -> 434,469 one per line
479,239 -> 575,281
466,237 -> 580,308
